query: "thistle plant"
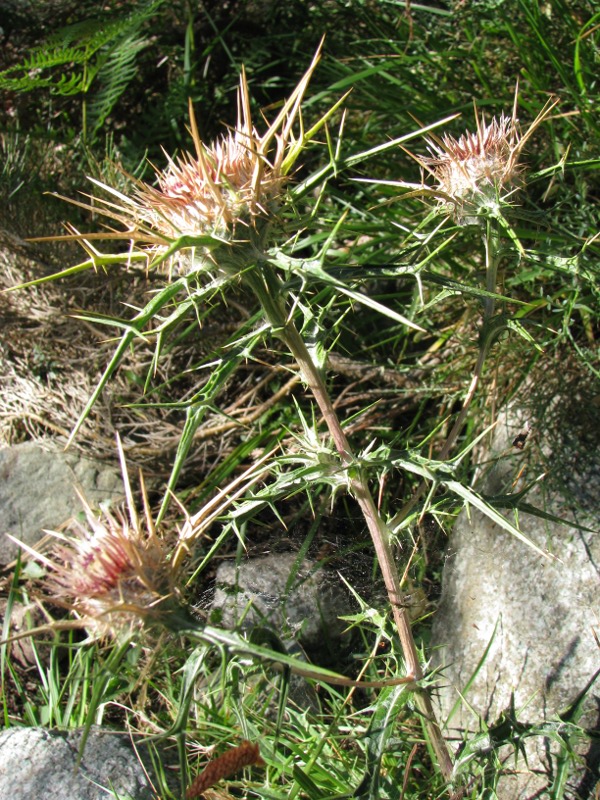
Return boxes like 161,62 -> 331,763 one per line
6,45 -> 461,786
5,67 -> 562,793
7,40 -> 562,791
2,3 -> 597,797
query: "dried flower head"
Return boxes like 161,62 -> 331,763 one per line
414,93 -> 558,225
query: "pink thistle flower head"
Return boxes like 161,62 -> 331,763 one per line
74,44 -> 339,277
415,94 -> 558,225
135,72 -> 287,244
43,497 -> 179,640
18,440 -> 191,641
422,113 -> 520,223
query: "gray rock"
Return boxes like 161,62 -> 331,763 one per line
211,552 -> 351,663
0,727 -> 153,800
0,442 -> 123,566
431,374 -> 600,798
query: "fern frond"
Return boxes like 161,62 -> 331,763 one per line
88,34 -> 150,137
44,18 -> 134,53
0,0 -> 164,101
0,70 -> 84,95
0,46 -> 87,94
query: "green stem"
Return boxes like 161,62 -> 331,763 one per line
483,216 -> 501,319
436,220 -> 500,460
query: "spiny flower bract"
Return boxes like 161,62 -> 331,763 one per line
44,496 -> 178,640
421,113 -> 520,223
134,75 -> 287,245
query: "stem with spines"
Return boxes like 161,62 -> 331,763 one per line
244,263 -> 455,784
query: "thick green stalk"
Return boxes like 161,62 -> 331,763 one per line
483,216 -> 501,319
